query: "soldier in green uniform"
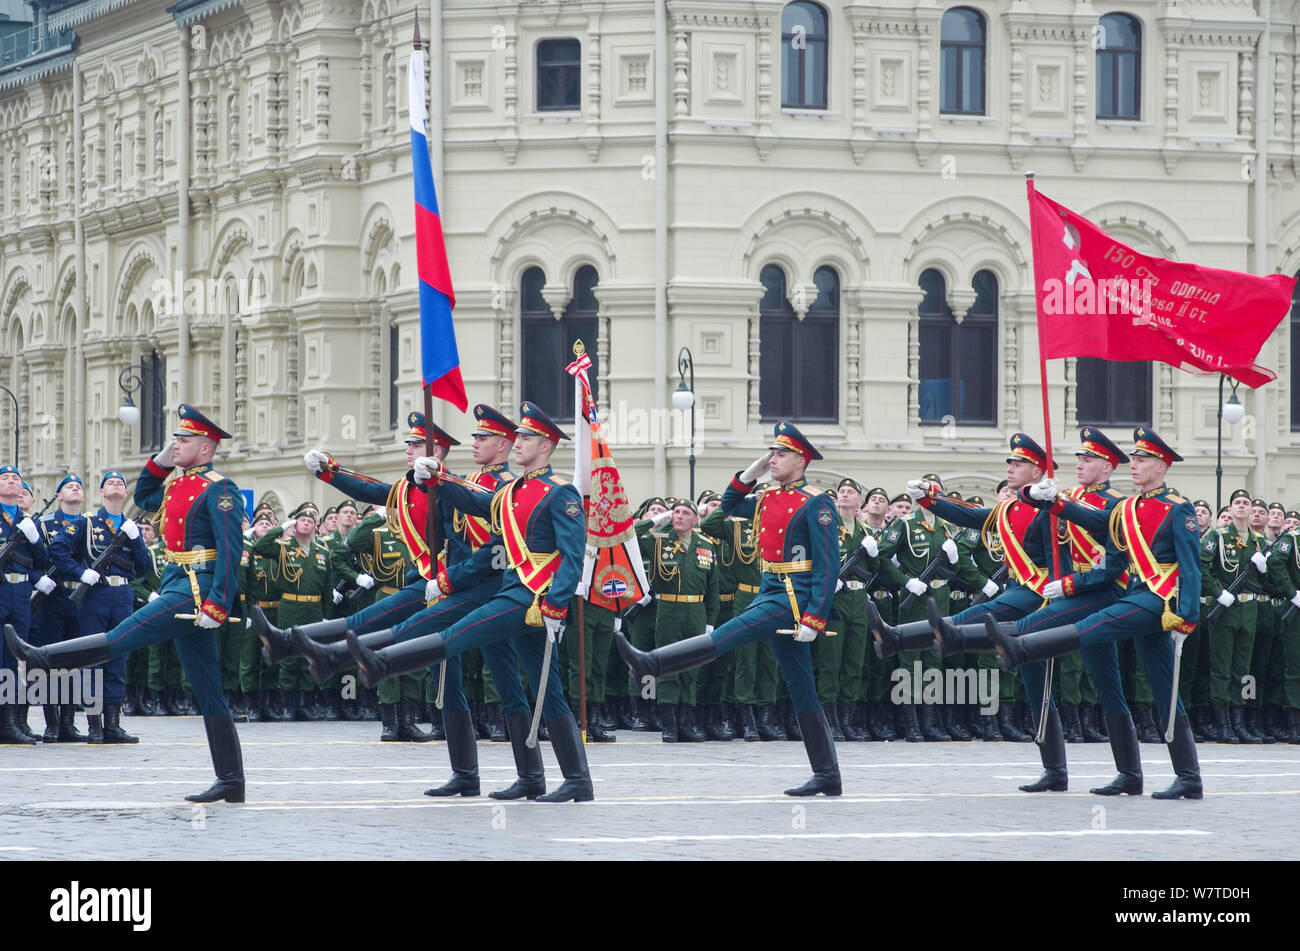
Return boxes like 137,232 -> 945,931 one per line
1264,515 -> 1300,742
818,479 -> 869,741
855,487 -> 898,741
636,498 -> 720,741
690,491 -> 736,740
125,518 -> 165,716
240,508 -> 281,721
1247,501 -> 1288,742
874,474 -> 961,741
623,498 -> 670,731
1201,489 -> 1267,743
251,502 -> 338,722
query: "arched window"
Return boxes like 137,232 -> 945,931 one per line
1097,13 -> 1141,120
1076,359 -> 1152,426
537,38 -> 581,112
1290,273 -> 1300,431
521,265 -> 599,419
918,268 -> 998,425
940,7 -> 986,115
781,2 -> 829,109
139,348 -> 167,453
759,264 -> 839,422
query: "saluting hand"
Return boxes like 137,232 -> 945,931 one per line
904,479 -> 931,501
304,449 -> 332,474
739,451 -> 773,484
154,440 -> 178,469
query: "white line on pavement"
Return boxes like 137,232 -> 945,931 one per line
238,797 -> 927,811
550,830 -> 1216,844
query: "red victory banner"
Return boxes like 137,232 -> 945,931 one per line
565,341 -> 650,612
1028,182 -> 1296,388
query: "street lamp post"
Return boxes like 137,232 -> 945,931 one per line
0,384 -> 18,468
1215,373 -> 1246,516
117,363 -> 166,450
672,346 -> 696,501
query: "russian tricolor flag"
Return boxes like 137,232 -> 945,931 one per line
409,41 -> 467,412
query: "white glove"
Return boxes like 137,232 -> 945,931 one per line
905,479 -> 930,501
905,578 -> 928,597
1042,580 -> 1064,600
195,610 -> 222,629
1028,477 -> 1060,502
412,456 -> 443,484
154,439 -> 177,469
544,615 -> 565,644
332,589 -> 344,605
280,520 -> 295,533
79,569 -> 101,586
425,578 -> 444,601
860,534 -> 878,558
304,448 -> 331,473
1250,551 -> 1268,574
35,575 -> 56,595
355,573 -> 374,590
120,518 -> 140,540
636,593 -> 653,608
835,579 -> 845,593
704,625 -> 714,636
794,624 -> 819,643
981,578 -> 1000,599
941,538 -> 959,565
1217,590 -> 1235,608
148,591 -> 160,602
739,451 -> 774,484
648,509 -> 673,527
1290,591 -> 1300,609
575,579 -> 589,599
16,517 -> 39,543
697,504 -> 707,516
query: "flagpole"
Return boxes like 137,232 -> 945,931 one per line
573,342 -> 588,743
1027,171 -> 1060,745
417,16 -> 440,582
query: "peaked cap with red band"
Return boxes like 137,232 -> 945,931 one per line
769,419 -> 823,462
405,411 -> 460,450
472,404 -> 518,442
174,404 -> 232,442
516,401 -> 569,443
1131,426 -> 1183,465
1006,433 -> 1057,470
1075,426 -> 1128,467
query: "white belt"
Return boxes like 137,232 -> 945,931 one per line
844,580 -> 865,591
2,572 -> 27,584
1236,593 -> 1256,603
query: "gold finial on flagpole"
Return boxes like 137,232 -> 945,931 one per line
572,339 -> 586,357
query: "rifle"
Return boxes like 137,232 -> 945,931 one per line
1205,537 -> 1279,624
0,494 -> 55,572
67,523 -> 136,607
898,555 -> 958,615
970,564 -> 1008,606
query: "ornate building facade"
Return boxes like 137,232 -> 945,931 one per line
1,0 -> 1299,513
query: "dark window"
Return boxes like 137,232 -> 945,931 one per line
521,265 -> 599,421
940,7 -> 986,115
140,349 -> 167,453
1290,273 -> 1300,430
918,268 -> 998,425
1097,13 -> 1141,120
537,38 -> 581,112
1076,359 -> 1152,426
388,323 -> 399,431
759,264 -> 839,422
781,2 -> 829,109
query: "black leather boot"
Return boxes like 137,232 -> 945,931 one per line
918,703 -> 951,741
471,701 -> 491,740
614,630 -> 718,683
998,705 -> 1032,742
1060,704 -> 1083,743
975,710 -> 1002,741
0,706 -> 36,744
483,702 -> 508,742
614,697 -> 639,730
717,702 -> 739,740
41,704 -> 60,742
379,703 -> 400,741
1245,707 -> 1271,743
346,629 -> 447,689
121,687 -> 138,717
897,703 -> 924,742
1079,704 -> 1107,743
586,705 -> 616,742
1133,703 -> 1161,743
677,704 -> 706,742
1287,708 -> 1300,744
535,715 -> 594,802
865,602 -> 935,659
783,701 -> 801,741
1150,714 -> 1202,800
247,606 -> 302,665
85,712 -> 105,744
424,709 -> 479,797
783,709 -> 842,797
874,701 -> 899,741
756,704 -> 783,740
659,702 -> 679,742
942,703 -> 973,741
1235,706 -> 1263,744
739,704 -> 760,741
428,705 -> 446,740
58,706 -> 87,742
826,704 -> 846,741
839,701 -> 865,741
1090,714 -> 1143,795
489,713 -> 548,800
140,688 -> 163,716
927,599 -> 993,658
185,715 -> 245,803
6,626 -> 113,672
102,705 -> 139,744
1213,705 -> 1237,743
985,618 -> 1080,671
164,687 -> 187,716
397,701 -> 434,742
1019,707 -> 1068,792
702,703 -> 727,741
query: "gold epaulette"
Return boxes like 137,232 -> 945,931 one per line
1167,493 -> 1187,504
205,470 -> 226,483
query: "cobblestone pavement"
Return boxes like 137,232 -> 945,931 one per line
1,718 -> 1296,860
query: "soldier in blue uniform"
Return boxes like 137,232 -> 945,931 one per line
340,401 -> 595,803
985,427 -> 1204,800
47,470 -> 152,743
616,421 -> 842,796
0,465 -> 48,744
6,404 -> 248,803
31,473 -> 89,742
287,405 -> 543,800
